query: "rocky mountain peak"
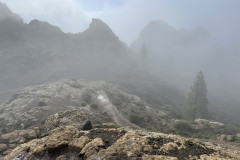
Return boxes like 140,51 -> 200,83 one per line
148,20 -> 174,29
29,19 -> 42,25
139,20 -> 176,38
89,18 -> 113,32
82,18 -> 119,41
0,2 -> 22,22
28,19 -> 63,34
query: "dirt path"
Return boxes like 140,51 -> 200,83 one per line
97,90 -> 142,130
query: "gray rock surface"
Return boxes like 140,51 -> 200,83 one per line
0,79 -> 146,133
3,126 -> 240,160
44,110 -> 87,131
194,118 -> 224,128
68,136 -> 90,152
0,127 -> 40,158
218,134 -> 235,142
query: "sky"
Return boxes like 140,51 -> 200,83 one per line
1,0 -> 240,45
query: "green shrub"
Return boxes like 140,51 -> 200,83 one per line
82,93 -> 92,103
41,120 -> 45,124
192,133 -> 201,138
234,137 -> 240,143
173,121 -> 194,136
174,121 -> 193,131
112,98 -> 123,107
81,102 -> 86,107
90,103 -> 98,109
38,101 -> 47,107
224,124 -> 239,134
129,114 -> 144,127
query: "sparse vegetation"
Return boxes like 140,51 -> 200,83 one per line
90,103 -> 99,109
82,92 -> 92,103
185,71 -> 208,120
80,102 -> 87,107
224,124 -> 240,135
173,120 -> 194,136
129,114 -> 145,127
38,101 -> 47,107
105,90 -> 126,109
235,137 -> 240,143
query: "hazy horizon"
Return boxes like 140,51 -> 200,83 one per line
1,0 -> 240,46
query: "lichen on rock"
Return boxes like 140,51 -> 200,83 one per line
3,127 -> 240,160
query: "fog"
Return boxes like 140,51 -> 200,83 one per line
0,0 -> 240,125
1,0 -> 240,45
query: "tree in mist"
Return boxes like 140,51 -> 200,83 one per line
140,43 -> 148,66
185,71 -> 208,120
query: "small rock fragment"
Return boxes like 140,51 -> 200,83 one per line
80,138 -> 105,158
68,136 -> 90,152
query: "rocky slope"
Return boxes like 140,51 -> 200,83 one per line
0,79 -> 135,133
2,125 -> 240,160
0,127 -> 41,158
0,80 -> 239,160
0,109 -> 89,158
1,79 -> 179,134
1,79 -> 239,139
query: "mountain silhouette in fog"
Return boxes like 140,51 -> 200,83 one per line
0,2 -> 131,91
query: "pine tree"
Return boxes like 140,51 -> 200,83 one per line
185,71 -> 208,120
140,43 -> 148,65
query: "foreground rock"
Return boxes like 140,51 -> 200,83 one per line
3,126 -> 240,160
0,128 -> 41,158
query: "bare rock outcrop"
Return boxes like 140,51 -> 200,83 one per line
79,137 -> 105,159
68,136 -> 90,152
4,126 -> 79,160
0,127 -> 41,158
44,109 -> 87,131
218,134 -> 235,142
4,126 -> 240,160
194,118 -> 224,128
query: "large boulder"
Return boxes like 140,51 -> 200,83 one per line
0,127 -> 41,158
44,109 -> 87,131
218,134 -> 235,142
79,137 -> 105,159
236,133 -> 240,138
219,134 -> 227,142
226,135 -> 235,142
68,136 -> 90,152
4,126 -> 79,160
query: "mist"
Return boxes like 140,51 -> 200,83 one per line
0,1 -> 240,157
1,0 -> 240,45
